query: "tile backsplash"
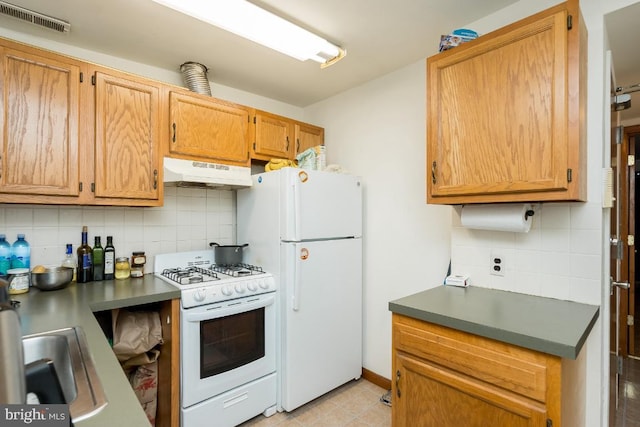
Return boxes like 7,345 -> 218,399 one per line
450,202 -> 602,305
0,185 -> 236,274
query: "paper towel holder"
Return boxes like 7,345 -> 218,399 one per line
460,203 -> 535,233
462,205 -> 535,218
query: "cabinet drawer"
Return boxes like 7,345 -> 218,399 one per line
393,314 -> 556,402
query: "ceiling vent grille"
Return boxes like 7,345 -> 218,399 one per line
0,1 -> 70,33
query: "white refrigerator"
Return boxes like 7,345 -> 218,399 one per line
237,167 -> 363,412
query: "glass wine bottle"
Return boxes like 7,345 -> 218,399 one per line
92,236 -> 104,281
77,226 -> 93,283
104,236 -> 115,280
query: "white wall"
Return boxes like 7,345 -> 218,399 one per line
304,61 -> 452,379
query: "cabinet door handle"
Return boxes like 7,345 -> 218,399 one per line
297,138 -> 300,153
395,370 -> 401,398
153,169 -> 158,190
286,136 -> 289,151
431,161 -> 437,184
172,123 -> 176,143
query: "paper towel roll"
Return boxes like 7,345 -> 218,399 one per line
460,204 -> 534,233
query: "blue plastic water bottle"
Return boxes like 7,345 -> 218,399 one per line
0,234 -> 11,275
10,234 -> 30,269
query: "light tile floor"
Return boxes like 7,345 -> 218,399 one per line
239,379 -> 391,427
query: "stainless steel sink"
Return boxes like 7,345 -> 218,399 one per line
22,326 -> 107,422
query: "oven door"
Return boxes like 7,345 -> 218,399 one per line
181,292 -> 276,408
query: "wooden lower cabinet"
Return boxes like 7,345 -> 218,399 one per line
157,298 -> 180,427
392,314 -> 582,427
95,298 -> 180,427
394,354 -> 546,427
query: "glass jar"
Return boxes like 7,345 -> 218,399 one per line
7,268 -> 29,294
114,257 -> 130,280
130,266 -> 144,278
130,251 -> 146,278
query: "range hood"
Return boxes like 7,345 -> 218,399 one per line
163,157 -> 252,188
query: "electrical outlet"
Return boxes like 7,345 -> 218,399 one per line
490,252 -> 505,276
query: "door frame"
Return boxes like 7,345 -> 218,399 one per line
625,126 -> 640,357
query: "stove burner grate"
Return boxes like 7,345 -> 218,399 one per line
162,267 -> 219,285
209,263 -> 265,277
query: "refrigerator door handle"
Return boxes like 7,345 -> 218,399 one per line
292,247 -> 305,311
292,172 -> 302,241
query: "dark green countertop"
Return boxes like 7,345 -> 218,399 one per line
389,285 -> 599,359
12,275 -> 180,427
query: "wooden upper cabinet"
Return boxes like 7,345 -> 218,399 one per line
251,112 -> 325,161
0,36 -> 326,206
168,91 -> 251,166
0,46 -> 81,197
0,38 -> 163,206
295,122 -> 324,156
252,111 -> 294,160
93,69 -> 161,203
426,0 -> 586,204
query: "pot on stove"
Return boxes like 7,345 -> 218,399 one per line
209,243 -> 248,265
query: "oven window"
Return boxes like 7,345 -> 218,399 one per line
200,307 -> 265,378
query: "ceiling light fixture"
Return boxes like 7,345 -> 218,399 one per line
151,0 -> 346,68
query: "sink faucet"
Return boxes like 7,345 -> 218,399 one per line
0,277 -> 25,404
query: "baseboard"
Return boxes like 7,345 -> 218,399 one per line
361,368 -> 391,390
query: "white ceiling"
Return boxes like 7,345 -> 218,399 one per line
606,3 -> 640,122
0,0 -> 520,107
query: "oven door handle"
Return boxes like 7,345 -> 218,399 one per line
183,294 -> 275,323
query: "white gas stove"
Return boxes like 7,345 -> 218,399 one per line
154,250 -> 275,308
155,249 -> 278,426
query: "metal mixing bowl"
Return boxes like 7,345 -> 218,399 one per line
31,266 -> 74,291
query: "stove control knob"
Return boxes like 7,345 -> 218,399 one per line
222,285 -> 233,296
259,279 -> 269,289
247,282 -> 258,292
235,283 -> 246,293
194,288 -> 206,302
